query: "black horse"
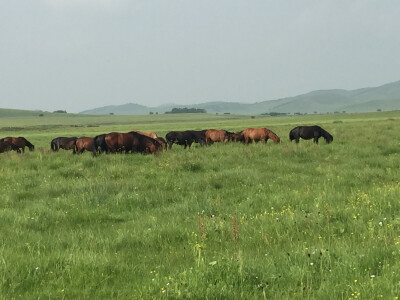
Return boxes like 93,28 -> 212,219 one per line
165,130 -> 207,149
0,140 -> 20,153
91,134 -> 108,156
289,126 -> 333,144
51,137 -> 78,152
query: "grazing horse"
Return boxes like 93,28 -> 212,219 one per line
91,134 -> 108,156
0,140 -> 19,153
165,130 -> 207,149
128,132 -> 163,154
205,129 -> 233,145
51,137 -> 77,153
105,132 -> 162,154
230,131 -> 244,142
241,128 -> 280,144
1,137 -> 34,153
75,137 -> 95,154
289,125 -> 333,144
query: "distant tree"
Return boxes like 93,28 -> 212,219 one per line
109,112 -> 114,115
314,111 -> 318,114
268,112 -> 287,116
377,109 -> 382,112
251,116 -> 255,119
165,107 -> 206,114
39,113 -> 44,117
149,111 -> 154,115
223,112 -> 230,115
53,110 -> 67,113
342,111 -> 346,113
155,112 -> 158,115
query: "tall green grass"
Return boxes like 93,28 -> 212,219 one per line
0,112 -> 399,299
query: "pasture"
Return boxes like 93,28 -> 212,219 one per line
0,111 -> 400,299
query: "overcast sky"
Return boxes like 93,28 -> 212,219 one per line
1,1 -> 399,113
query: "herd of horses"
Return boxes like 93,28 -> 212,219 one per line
0,125 -> 333,155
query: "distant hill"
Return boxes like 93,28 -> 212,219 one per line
0,108 -> 52,117
80,103 -> 151,115
79,80 -> 400,115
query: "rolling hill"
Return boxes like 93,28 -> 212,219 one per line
79,80 -> 400,115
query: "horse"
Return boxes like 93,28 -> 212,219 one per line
165,130 -> 207,149
91,134 -> 108,156
0,140 -> 19,153
205,129 -> 233,145
105,132 -> 162,154
75,137 -> 95,154
230,131 -> 244,142
1,137 -> 34,153
51,137 -> 77,153
289,125 -> 333,144
128,131 -> 163,154
241,128 -> 280,144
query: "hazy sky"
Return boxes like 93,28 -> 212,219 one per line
1,1 -> 399,113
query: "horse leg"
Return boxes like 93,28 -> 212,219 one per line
295,138 -> 299,144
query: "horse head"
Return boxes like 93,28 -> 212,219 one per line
322,130 -> 333,143
267,130 -> 280,143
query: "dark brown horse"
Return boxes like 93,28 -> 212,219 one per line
75,137 -> 95,154
289,125 -> 333,144
230,131 -> 245,142
241,128 -> 280,144
0,140 -> 19,153
205,129 -> 233,145
105,132 -> 161,154
51,137 -> 77,153
1,137 -> 34,153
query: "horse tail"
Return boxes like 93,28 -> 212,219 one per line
289,130 -> 295,141
90,137 -> 98,157
289,127 -> 298,141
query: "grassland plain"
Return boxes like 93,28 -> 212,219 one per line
0,111 -> 399,299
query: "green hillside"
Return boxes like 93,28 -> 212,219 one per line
78,80 -> 400,115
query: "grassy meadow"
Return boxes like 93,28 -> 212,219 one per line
0,111 -> 400,299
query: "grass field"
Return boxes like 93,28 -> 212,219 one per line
0,111 -> 399,299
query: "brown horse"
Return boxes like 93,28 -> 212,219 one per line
75,137 -> 94,154
205,129 -> 232,145
105,132 -> 161,154
241,128 -> 280,144
1,137 -> 34,153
